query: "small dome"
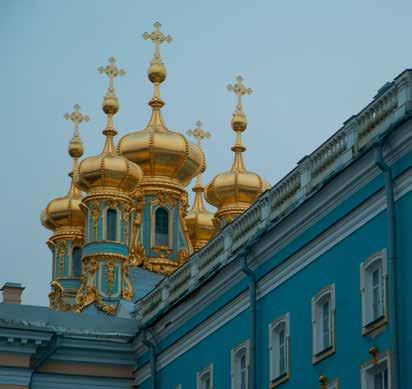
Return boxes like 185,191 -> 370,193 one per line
77,129 -> 142,194
185,180 -> 216,251
41,179 -> 84,231
206,161 -> 270,222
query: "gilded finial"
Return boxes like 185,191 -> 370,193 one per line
64,104 -> 89,138
64,104 -> 88,159
227,75 -> 253,117
187,121 -> 211,180
98,57 -> 125,116
143,22 -> 172,84
143,21 -> 172,64
187,121 -> 211,146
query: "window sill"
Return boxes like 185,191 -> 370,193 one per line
362,315 -> 387,336
269,372 -> 289,388
312,345 -> 335,365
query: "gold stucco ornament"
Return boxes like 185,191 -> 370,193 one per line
206,76 -> 270,228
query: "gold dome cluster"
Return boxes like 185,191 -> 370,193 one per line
41,105 -> 88,232
77,58 -> 142,195
206,76 -> 270,226
118,22 -> 204,191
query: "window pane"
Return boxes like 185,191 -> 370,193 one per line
240,353 -> 246,389
372,266 -> 383,320
278,327 -> 286,375
106,209 -> 117,241
201,371 -> 210,389
72,247 -> 82,277
155,208 -> 169,246
322,299 -> 331,349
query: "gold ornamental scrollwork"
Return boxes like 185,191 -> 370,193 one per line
178,249 -> 189,265
58,242 -> 66,277
122,262 -> 133,300
49,280 -> 72,312
129,243 -> 145,266
91,200 -> 100,240
106,259 -> 115,297
151,191 -> 175,208
153,245 -> 173,258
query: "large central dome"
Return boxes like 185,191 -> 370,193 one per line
118,34 -> 204,189
118,106 -> 204,188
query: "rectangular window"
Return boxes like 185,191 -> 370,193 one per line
312,284 -> 335,363
269,313 -> 290,385
361,353 -> 390,389
197,364 -> 213,389
231,341 -> 249,389
360,250 -> 388,334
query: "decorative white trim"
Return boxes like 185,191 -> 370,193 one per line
196,363 -> 213,389
268,313 -> 290,384
231,340 -> 250,389
360,249 -> 388,331
311,284 -> 335,361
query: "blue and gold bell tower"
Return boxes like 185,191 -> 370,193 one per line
74,57 -> 143,315
118,22 -> 205,275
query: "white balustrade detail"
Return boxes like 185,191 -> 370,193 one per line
136,70 -> 412,324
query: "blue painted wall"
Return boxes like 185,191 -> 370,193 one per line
138,180 -> 412,388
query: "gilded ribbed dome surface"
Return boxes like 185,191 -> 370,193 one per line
118,124 -> 204,187
185,183 -> 216,250
206,75 -> 270,225
77,139 -> 142,193
77,61 -> 143,195
41,181 -> 84,231
205,154 -> 270,217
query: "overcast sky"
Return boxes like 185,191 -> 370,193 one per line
1,0 -> 412,306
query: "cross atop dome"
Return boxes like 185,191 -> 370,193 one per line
187,121 -> 211,146
98,57 -> 125,92
143,21 -> 172,63
227,75 -> 253,115
64,104 -> 89,137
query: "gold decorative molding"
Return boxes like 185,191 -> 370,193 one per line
58,242 -> 66,277
106,259 -> 115,297
151,191 -> 175,208
129,243 -> 145,266
49,281 -> 73,312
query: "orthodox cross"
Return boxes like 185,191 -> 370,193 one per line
64,104 -> 89,137
187,121 -> 211,147
143,21 -> 172,62
227,75 -> 253,114
98,57 -> 125,92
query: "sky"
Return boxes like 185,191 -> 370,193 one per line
1,0 -> 412,306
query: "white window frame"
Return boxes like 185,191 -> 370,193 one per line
268,313 -> 290,385
361,352 -> 391,389
231,340 -> 250,389
312,284 -> 336,363
360,250 -> 388,334
197,363 -> 213,389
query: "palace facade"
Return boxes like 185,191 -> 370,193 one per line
0,22 -> 411,389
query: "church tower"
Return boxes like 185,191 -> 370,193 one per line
206,76 -> 270,229
74,58 -> 143,315
41,104 -> 88,311
118,23 -> 205,275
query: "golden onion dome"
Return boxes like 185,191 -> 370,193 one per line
205,76 -> 270,227
118,22 -> 204,189
185,178 -> 216,251
185,121 -> 216,250
41,105 -> 87,232
77,58 -> 142,194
